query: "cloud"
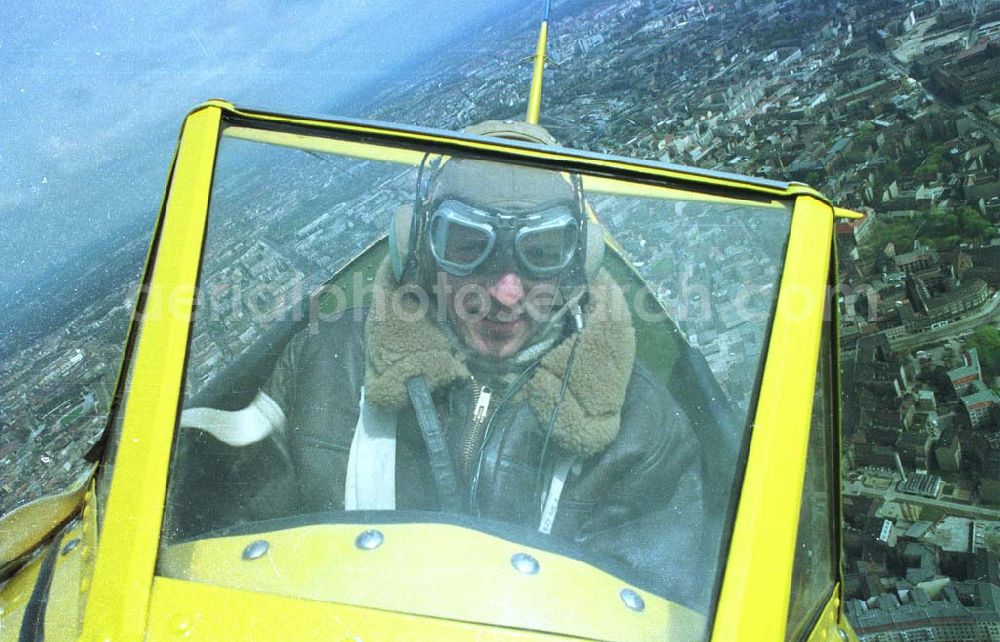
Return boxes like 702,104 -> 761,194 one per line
1,0 -> 526,289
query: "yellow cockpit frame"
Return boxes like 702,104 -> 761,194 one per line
0,101 -> 859,642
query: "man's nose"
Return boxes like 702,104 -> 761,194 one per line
488,272 -> 525,308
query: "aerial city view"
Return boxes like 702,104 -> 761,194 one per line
3,0 -> 1000,638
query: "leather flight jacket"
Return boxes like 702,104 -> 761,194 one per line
169,265 -> 713,611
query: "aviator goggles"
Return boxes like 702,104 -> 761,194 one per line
427,199 -> 580,278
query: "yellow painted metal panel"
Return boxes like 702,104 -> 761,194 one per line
0,508 -> 88,642
79,105 -> 222,641
582,174 -> 787,208
1,481 -> 111,642
224,125 -> 427,165
157,523 -> 703,642
43,508 -> 88,641
0,465 -> 91,567
208,101 -> 819,200
833,207 -> 864,220
78,481 -> 98,631
147,576 -> 592,641
711,196 -> 833,641
224,125 -> 787,210
801,588 -> 858,642
0,549 -> 43,642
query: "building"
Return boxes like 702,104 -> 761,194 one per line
909,277 -> 989,323
837,214 -> 875,249
850,582 -> 1000,642
947,348 -> 1000,429
899,471 -> 943,499
935,428 -> 962,472
897,432 -> 933,471
962,381 -> 1000,430
895,246 -> 939,275
949,348 -> 984,390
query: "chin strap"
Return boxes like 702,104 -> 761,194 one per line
406,375 -> 464,512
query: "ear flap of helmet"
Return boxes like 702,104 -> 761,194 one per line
389,203 -> 415,281
584,221 -> 605,283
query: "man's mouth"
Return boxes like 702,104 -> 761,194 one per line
479,313 -> 525,335
461,299 -> 523,323
483,304 -> 525,323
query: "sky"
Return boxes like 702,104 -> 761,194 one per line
0,0 -> 527,300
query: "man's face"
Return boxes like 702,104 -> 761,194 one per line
425,160 -> 579,359
438,268 -> 559,360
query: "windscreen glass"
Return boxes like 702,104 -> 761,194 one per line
158,127 -> 792,641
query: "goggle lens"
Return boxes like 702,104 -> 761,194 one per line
428,200 -> 578,278
515,222 -> 578,275
443,222 -> 492,265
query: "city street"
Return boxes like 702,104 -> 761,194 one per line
844,478 -> 1000,521
889,289 -> 1000,351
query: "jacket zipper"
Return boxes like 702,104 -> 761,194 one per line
459,379 -> 492,480
467,363 -> 539,513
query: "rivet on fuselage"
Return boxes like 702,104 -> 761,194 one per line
355,530 -> 385,550
62,538 -> 81,555
511,553 -> 540,575
242,540 -> 270,560
620,588 -> 645,612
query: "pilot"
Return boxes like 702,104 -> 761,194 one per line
177,121 -> 708,608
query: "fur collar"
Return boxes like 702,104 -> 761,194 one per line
364,259 -> 635,457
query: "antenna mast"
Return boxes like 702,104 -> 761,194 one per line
526,0 -> 552,125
